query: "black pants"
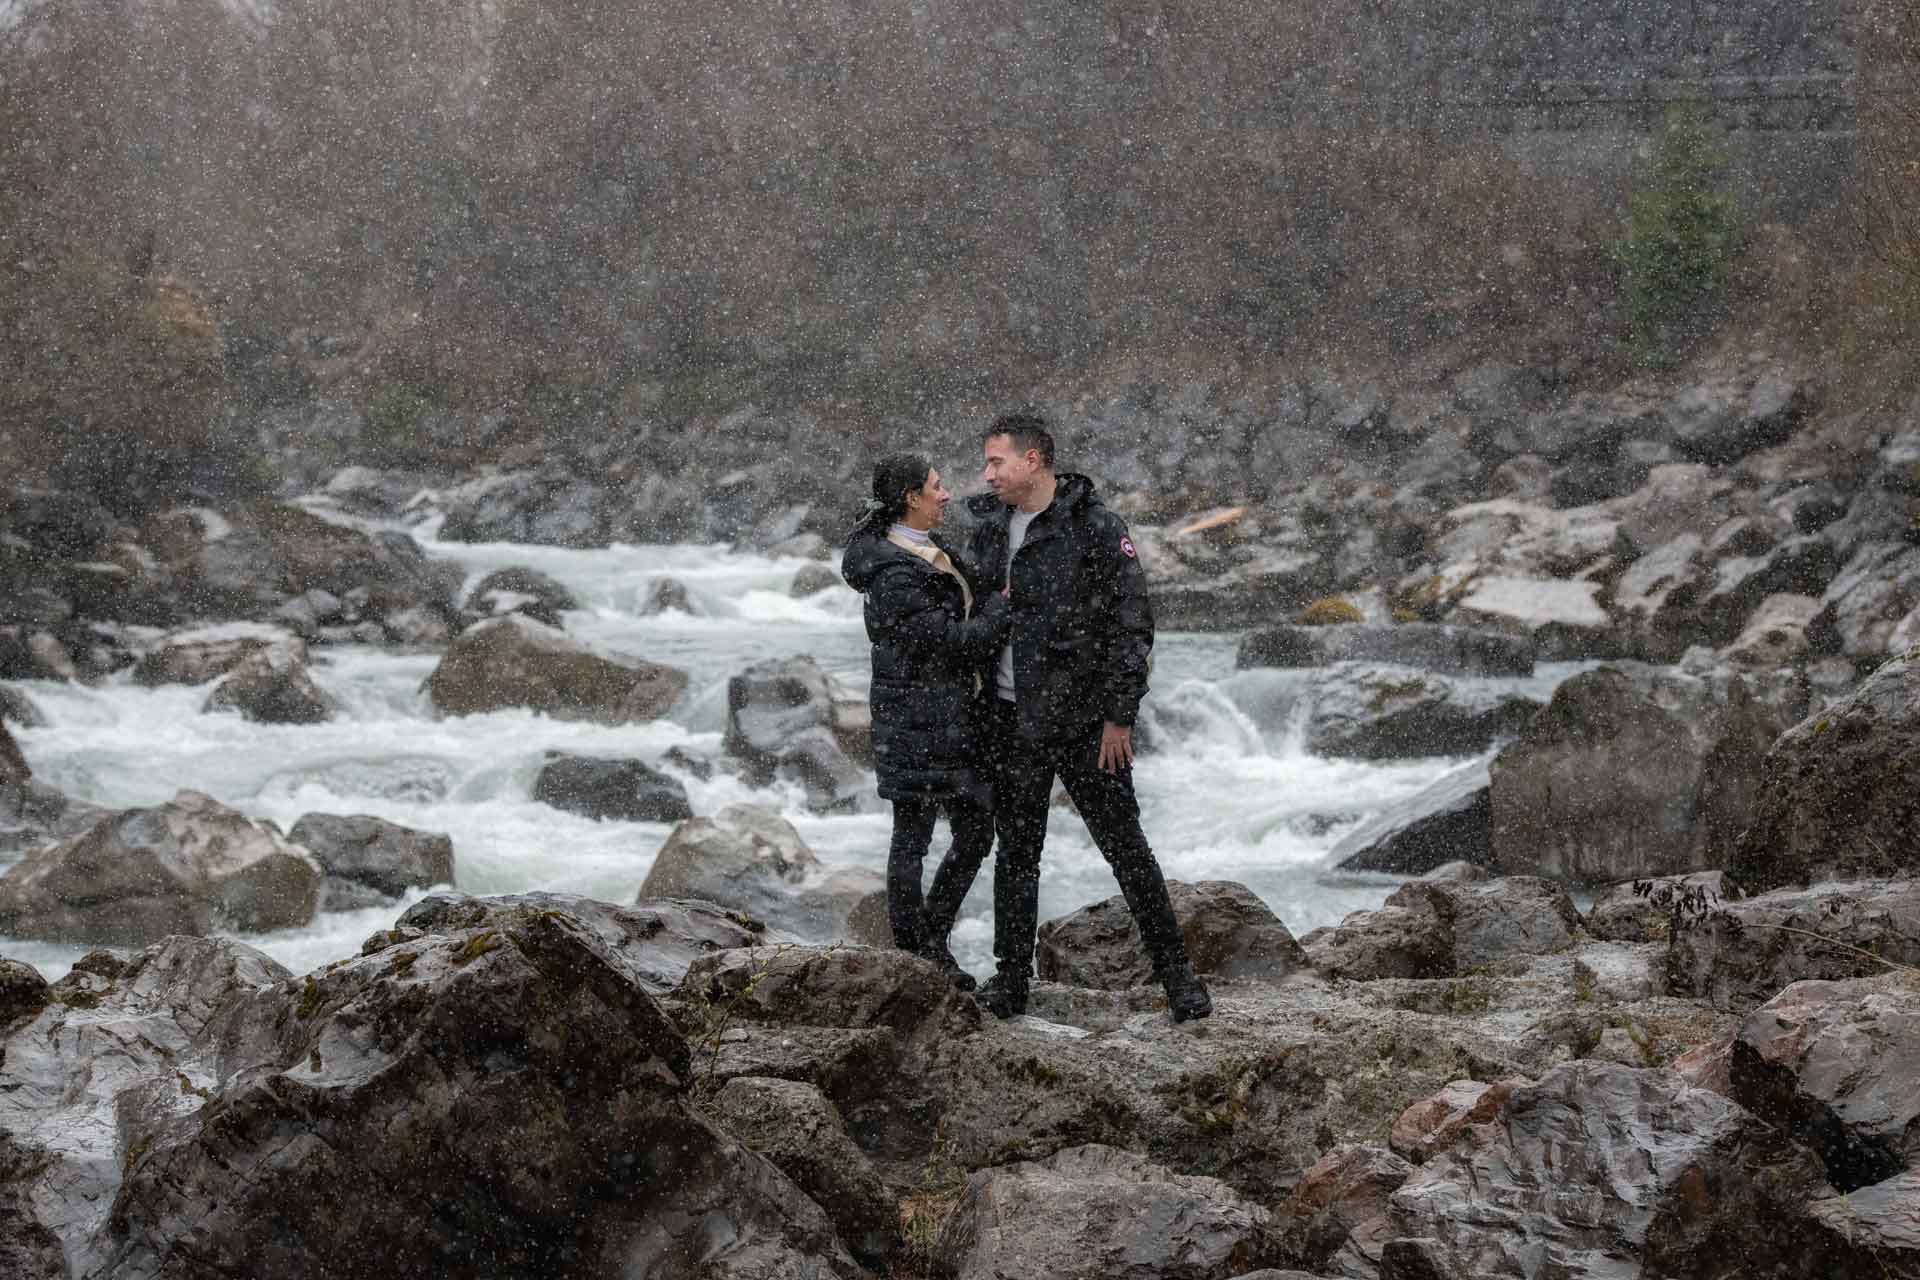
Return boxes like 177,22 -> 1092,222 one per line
982,698 -> 1189,981
887,793 -> 994,952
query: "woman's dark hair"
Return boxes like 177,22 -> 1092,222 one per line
850,452 -> 932,538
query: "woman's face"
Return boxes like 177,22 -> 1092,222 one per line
906,468 -> 952,528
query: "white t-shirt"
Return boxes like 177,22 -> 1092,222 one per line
995,507 -> 1039,702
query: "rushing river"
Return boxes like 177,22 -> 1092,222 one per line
2,519 -> 1581,983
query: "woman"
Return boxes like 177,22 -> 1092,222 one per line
841,454 -> 1009,989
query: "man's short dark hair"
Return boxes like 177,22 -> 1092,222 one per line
984,414 -> 1055,470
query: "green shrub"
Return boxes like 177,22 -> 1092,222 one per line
1614,106 -> 1742,357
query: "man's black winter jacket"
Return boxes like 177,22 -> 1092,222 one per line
963,473 -> 1154,743
841,528 -> 1009,802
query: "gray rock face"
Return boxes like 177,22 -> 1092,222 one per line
1664,881 -> 1920,1013
394,891 -> 768,995
0,957 -> 49,1026
465,564 -> 580,628
934,1144 -> 1278,1280
132,622 -> 306,687
640,805 -> 881,942
1663,371 -> 1817,465
1805,1169 -> 1920,1271
1037,880 -> 1307,990
434,469 -> 615,548
1720,591 -> 1822,668
1405,876 -> 1582,971
423,614 -> 689,722
1380,1062 -> 1837,1279
1808,543 -> 1920,663
1304,663 -> 1541,760
0,718 -> 25,786
533,752 -> 694,823
0,682 -> 44,728
1236,624 -> 1534,677
1275,1144 -> 1412,1277
1585,871 -> 1726,943
0,790 -> 321,944
1330,757 -> 1490,875
725,656 -> 873,812
1729,971 -> 1920,1192
791,563 -> 842,598
1389,1078 -> 1527,1166
103,912 -> 864,1279
0,778 -> 109,858
708,1076 -> 899,1267
201,645 -> 341,723
1729,651 -> 1920,895
288,812 -> 455,899
1303,883 -> 1456,981
1490,663 -> 1796,885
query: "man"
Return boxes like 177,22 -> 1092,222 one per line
965,413 -> 1212,1022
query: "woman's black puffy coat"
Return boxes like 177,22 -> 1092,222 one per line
842,529 -> 1009,802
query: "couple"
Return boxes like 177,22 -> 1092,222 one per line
840,414 -> 1212,1023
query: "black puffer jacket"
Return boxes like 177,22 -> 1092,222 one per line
963,473 -> 1154,743
842,529 -> 1010,802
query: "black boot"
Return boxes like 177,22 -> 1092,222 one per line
917,939 -> 978,992
977,970 -> 1029,1019
1162,961 -> 1212,1024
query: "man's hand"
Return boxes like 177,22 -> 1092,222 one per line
1098,722 -> 1134,774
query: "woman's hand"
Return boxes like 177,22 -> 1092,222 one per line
1098,722 -> 1134,774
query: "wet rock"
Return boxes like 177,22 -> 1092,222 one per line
0,956 -> 49,1026
1276,1144 -> 1411,1276
1235,624 -> 1534,678
640,805 -> 881,942
677,942 -> 973,1044
1663,371 -> 1817,465
1389,1077 -> 1527,1165
0,790 -> 321,945
1330,757 -> 1490,875
1720,591 -> 1822,668
725,656 -> 873,811
934,1144 -> 1278,1280
844,888 -> 893,947
434,469 -> 615,547
1037,880 -> 1307,990
1664,880 -> 1920,1013
1379,1061 -> 1837,1279
533,752 -> 694,823
1728,971 -> 1920,1192
1729,651 -> 1920,895
0,778 -> 110,858
0,682 -> 45,728
791,563 -> 841,597
1407,876 -> 1582,970
638,576 -> 699,615
1585,871 -> 1726,943
1451,575 -> 1617,659
1805,1170 -> 1920,1271
1418,860 -> 1490,883
1304,882 -> 1456,980
0,719 -> 26,786
707,1076 -> 899,1267
465,564 -> 580,628
132,622 -> 306,687
201,645 -> 341,724
423,614 -> 688,722
1808,543 -> 1920,664
318,465 -> 423,517
0,936 -> 294,1280
288,812 -> 455,900
391,891 -> 768,995
103,912 -> 864,1279
1303,663 -> 1541,761
1489,663 -> 1796,885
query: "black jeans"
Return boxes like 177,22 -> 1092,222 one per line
982,698 -> 1189,981
887,793 -> 994,952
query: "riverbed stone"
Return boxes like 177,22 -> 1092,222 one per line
1585,871 -> 1726,943
1403,875 -> 1582,971
288,812 -> 455,899
1303,882 -> 1456,981
1330,757 -> 1490,874
1303,662 -> 1540,760
725,656 -> 873,811
0,790 -> 321,944
1274,1144 -> 1411,1276
533,752 -> 694,823
132,622 -> 306,687
1235,624 -> 1534,677
465,564 -> 579,628
640,805 -> 881,942
1036,880 -> 1307,990
201,645 -> 340,724
423,614 -> 688,723
0,957 -> 49,1026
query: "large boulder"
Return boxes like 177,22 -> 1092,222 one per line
1378,1062 -> 1839,1278
0,956 -> 50,1027
131,622 -> 307,687
423,614 -> 688,723
1329,757 -> 1490,874
1805,1170 -> 1920,1271
1036,880 -> 1307,990
1274,1144 -> 1412,1277
1302,663 -> 1541,761
1388,1077 -> 1527,1165
640,805 -> 881,942
933,1144 -> 1279,1280
1664,880 -> 1920,1013
201,646 -> 341,724
103,912 -> 865,1278
533,752 -> 694,823
0,790 -> 321,944
1729,971 -> 1920,1192
1236,624 -> 1534,677
1490,663 -> 1798,885
725,656 -> 873,812
464,565 -> 580,628
1405,876 -> 1582,971
0,778 -> 110,858
1729,651 -> 1920,895
287,812 -> 455,903
1451,575 -> 1619,659
1302,882 -> 1456,981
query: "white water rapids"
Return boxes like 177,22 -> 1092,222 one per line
2,525 -> 1582,983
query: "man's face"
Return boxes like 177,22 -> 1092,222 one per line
982,435 -> 1036,506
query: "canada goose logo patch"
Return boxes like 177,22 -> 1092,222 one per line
1120,537 -> 1137,559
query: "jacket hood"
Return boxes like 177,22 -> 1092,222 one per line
842,527 -> 952,593
963,472 -> 1101,522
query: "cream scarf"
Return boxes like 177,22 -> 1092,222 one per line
887,530 -> 974,618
